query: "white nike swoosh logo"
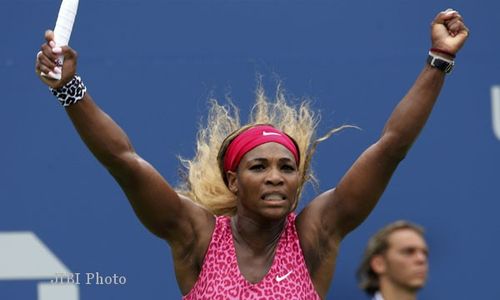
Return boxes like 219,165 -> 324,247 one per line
276,270 -> 293,282
262,131 -> 281,136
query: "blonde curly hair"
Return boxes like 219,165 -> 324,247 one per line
177,82 -> 345,216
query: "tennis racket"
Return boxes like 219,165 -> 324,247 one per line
42,0 -> 79,80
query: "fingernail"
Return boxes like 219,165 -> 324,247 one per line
52,47 -> 62,54
49,41 -> 56,48
54,67 -> 62,74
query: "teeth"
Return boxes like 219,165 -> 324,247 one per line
263,193 -> 284,200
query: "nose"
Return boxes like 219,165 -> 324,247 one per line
415,250 -> 428,264
265,167 -> 284,185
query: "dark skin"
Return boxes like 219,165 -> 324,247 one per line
36,9 -> 468,299
227,143 -> 299,283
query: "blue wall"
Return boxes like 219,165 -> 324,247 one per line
1,1 -> 499,299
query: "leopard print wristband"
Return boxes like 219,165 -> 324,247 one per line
49,75 -> 87,107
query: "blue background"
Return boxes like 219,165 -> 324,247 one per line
1,0 -> 499,299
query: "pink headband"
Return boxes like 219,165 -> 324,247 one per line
223,125 -> 299,172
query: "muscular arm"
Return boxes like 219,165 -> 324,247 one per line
35,32 -> 214,253
297,9 -> 469,296
315,64 -> 446,237
66,92 -> 214,293
66,94 -> 213,240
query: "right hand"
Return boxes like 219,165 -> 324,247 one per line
35,30 -> 78,89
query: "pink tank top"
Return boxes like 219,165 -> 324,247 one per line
183,213 -> 321,300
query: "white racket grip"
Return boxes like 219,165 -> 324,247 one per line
42,0 -> 79,80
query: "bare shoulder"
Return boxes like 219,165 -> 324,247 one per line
296,189 -> 342,294
296,188 -> 341,244
175,194 -> 216,255
296,189 -> 341,275
170,194 -> 217,294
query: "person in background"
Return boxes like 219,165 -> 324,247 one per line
357,221 -> 429,300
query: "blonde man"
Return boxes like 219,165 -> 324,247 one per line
357,221 -> 428,300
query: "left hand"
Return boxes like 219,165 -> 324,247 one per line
431,8 -> 470,56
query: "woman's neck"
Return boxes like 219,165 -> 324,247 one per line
231,214 -> 287,255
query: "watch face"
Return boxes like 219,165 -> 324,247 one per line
427,54 -> 454,73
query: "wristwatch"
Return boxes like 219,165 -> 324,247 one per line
427,52 -> 454,74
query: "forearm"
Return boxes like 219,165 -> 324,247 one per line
380,64 -> 445,158
330,66 -> 447,237
65,93 -> 135,170
312,9 -> 469,239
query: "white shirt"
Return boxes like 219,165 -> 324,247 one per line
373,291 -> 385,300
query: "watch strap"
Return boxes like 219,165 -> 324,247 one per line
427,51 -> 455,74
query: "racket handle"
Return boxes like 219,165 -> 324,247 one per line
42,0 -> 79,80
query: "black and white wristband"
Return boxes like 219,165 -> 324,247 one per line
49,75 -> 87,107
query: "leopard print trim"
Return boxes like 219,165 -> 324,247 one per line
50,75 -> 87,107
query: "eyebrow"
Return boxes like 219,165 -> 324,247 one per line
400,246 -> 429,253
246,157 -> 295,164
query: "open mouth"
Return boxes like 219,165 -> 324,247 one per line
261,193 -> 286,201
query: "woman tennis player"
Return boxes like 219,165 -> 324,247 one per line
35,9 -> 468,299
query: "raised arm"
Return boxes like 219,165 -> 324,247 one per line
298,10 -> 468,295
35,31 -> 214,250
299,10 -> 469,240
